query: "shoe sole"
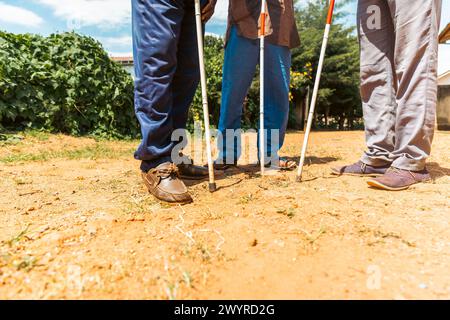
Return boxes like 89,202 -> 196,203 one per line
331,170 -> 384,178
213,165 -> 236,171
151,190 -> 193,204
142,174 -> 193,204
179,175 -> 209,181
265,165 -> 297,171
367,179 -> 411,191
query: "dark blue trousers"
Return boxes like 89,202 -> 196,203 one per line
132,0 -> 205,171
217,26 -> 291,164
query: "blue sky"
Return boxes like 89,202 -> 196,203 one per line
0,0 -> 449,74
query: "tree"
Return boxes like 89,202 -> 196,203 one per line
291,0 -> 362,129
1,1 -> 364,138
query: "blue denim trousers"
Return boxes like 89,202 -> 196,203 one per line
132,0 -> 207,172
217,25 -> 292,164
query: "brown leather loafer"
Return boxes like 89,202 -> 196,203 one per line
177,163 -> 209,180
141,162 -> 193,204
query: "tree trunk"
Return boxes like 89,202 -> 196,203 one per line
338,116 -> 345,130
304,86 -> 310,131
292,94 -> 304,130
348,113 -> 354,130
325,106 -> 330,127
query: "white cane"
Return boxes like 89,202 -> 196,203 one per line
259,0 -> 268,176
194,0 -> 216,192
296,0 -> 336,182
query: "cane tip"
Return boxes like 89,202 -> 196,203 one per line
209,183 -> 217,193
296,176 -> 302,183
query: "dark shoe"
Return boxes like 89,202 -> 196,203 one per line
331,161 -> 389,177
367,167 -> 431,191
212,161 -> 237,171
177,162 -> 209,180
141,162 -> 193,204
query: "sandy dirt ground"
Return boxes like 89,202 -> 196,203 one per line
0,131 -> 449,300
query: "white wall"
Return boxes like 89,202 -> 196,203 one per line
438,72 -> 450,86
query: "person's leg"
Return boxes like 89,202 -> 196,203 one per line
169,1 -> 213,179
331,0 -> 394,177
366,0 -> 442,191
217,25 -> 259,164
262,43 -> 291,166
358,0 -> 396,167
388,0 -> 442,171
132,0 -> 183,172
172,2 -> 200,131
133,0 -> 193,204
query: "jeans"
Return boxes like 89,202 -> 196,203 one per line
217,25 -> 292,164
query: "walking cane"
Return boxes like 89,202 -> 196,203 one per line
296,0 -> 336,182
259,0 -> 268,176
194,0 -> 216,192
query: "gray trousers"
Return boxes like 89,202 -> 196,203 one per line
357,0 -> 442,171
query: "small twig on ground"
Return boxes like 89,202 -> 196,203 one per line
19,190 -> 43,197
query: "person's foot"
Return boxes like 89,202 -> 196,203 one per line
331,161 -> 390,177
367,167 -> 432,191
212,160 -> 237,171
177,162 -> 210,180
265,157 -> 297,171
176,153 -> 221,179
141,162 -> 193,204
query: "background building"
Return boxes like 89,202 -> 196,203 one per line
111,56 -> 135,79
438,23 -> 450,130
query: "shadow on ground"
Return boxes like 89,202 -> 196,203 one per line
427,162 -> 450,180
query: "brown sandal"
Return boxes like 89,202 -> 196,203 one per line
264,158 -> 297,171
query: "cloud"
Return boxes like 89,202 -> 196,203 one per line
108,51 -> 133,58
0,2 -> 43,27
34,0 -> 227,30
205,32 -> 222,38
209,0 -> 228,25
99,35 -> 132,48
439,46 -> 450,75
96,35 -> 133,55
35,0 -> 131,29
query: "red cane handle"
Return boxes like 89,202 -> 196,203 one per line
326,0 -> 336,25
260,12 -> 267,37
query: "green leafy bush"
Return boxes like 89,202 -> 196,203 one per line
0,31 -> 138,138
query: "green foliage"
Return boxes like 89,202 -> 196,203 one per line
191,0 -> 362,131
292,0 -> 362,129
1,0 -> 362,138
190,35 -> 311,131
0,31 -> 137,138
